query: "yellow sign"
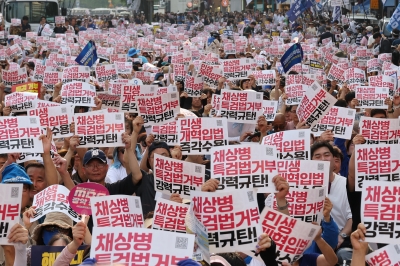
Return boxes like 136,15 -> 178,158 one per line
153,25 -> 160,34
370,0 -> 379,9
272,31 -> 280,36
12,81 -> 40,93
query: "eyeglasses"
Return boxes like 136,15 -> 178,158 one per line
84,163 -> 107,170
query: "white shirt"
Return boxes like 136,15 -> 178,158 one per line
105,165 -> 127,184
329,174 -> 352,231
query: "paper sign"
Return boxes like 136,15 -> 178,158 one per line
97,93 -> 120,111
223,58 -> 253,80
0,184 -> 22,245
68,183 -> 109,215
355,144 -> 400,191
152,198 -> 188,233
220,90 -> 263,124
285,84 -> 308,105
198,63 -> 223,88
31,185 -> 80,223
185,214 -> 210,263
262,100 -> 278,121
185,75 -> 203,97
190,189 -> 262,253
55,16 -> 65,24
137,92 -> 180,126
344,67 -> 366,85
355,86 -> 389,109
29,106 -> 73,138
2,68 -> 28,88
151,121 -> 179,145
211,145 -> 277,192
95,64 -> 118,83
262,129 -> 311,160
271,187 -> 326,223
366,245 -> 400,266
253,70 -> 276,85
90,227 -> 195,264
74,112 -> 125,148
5,92 -> 38,113
62,66 -> 91,83
311,106 -> 356,139
177,117 -> 228,155
260,207 -> 320,263
368,75 -> 397,98
120,84 -> 158,112
361,181 -> 400,244
31,245 -> 87,266
90,195 -> 144,228
11,81 -> 41,93
296,82 -> 337,128
60,81 -> 96,107
360,117 -> 400,145
327,64 -> 345,84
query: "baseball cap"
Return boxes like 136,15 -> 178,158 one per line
83,149 -> 107,166
1,163 -> 33,185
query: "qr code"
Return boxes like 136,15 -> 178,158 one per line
319,189 -> 324,197
30,117 -> 37,124
311,84 -> 318,91
61,107 -> 67,113
308,228 -> 316,238
150,86 -> 155,92
216,120 -> 222,127
175,237 -> 188,249
85,67 -> 89,71
246,59 -> 250,64
135,199 -> 139,209
256,94 -> 261,99
266,147 -> 274,156
195,166 -> 202,173
11,187 -> 19,198
317,163 -> 324,171
298,131 -> 305,138
382,88 -> 387,92
348,110 -> 354,116
171,93 -> 177,98
395,245 -> 400,254
115,114 -> 122,120
247,191 -> 254,202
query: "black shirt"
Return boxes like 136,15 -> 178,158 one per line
318,32 -> 336,45
135,170 -> 156,217
21,23 -> 31,37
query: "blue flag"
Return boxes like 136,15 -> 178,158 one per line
387,4 -> 400,32
287,0 -> 313,22
75,40 -> 97,67
280,43 -> 303,73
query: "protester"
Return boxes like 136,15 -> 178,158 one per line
0,8 -> 398,266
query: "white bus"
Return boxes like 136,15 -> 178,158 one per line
69,7 -> 90,17
1,0 -> 59,32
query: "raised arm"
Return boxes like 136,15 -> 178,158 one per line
125,116 -> 144,185
40,127 -> 58,186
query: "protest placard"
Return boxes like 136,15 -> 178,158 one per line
152,198 -> 188,233
368,75 -> 397,98
198,63 -> 223,88
260,207 -> 320,263
222,58 -> 253,80
90,195 -> 144,228
361,181 -> 400,244
154,154 -> 205,198
219,90 -> 263,123
11,81 -> 41,93
17,139 -> 58,163
184,75 -> 203,97
151,121 -> 179,145
120,84 -> 158,112
378,53 -> 392,62
0,184 -> 22,245
62,66 -> 91,83
355,86 -> 389,109
285,84 -> 308,105
296,81 -> 337,127
262,100 -> 278,121
43,71 -> 62,91
5,92 -> 37,113
190,189 -> 262,253
115,61 -> 132,74
366,245 -> 400,266
97,93 -> 120,111
31,245 -> 87,266
29,106 -> 73,138
344,67 -> 366,85
95,64 -> 118,83
360,116 -> 400,145
253,70 -> 276,85
177,117 -> 228,155
137,92 -> 180,126
74,112 -> 125,147
211,145 -> 277,191
109,54 -> 127,63
327,63 -> 345,84
68,182 -> 109,215
185,214 -> 210,263
2,68 -> 28,88
311,106 -> 356,139
90,227 -> 195,264
30,185 -> 80,223
60,81 -> 96,107
355,144 -> 400,191
173,64 -> 186,81
262,129 -> 311,160
271,187 -> 326,223
367,58 -> 383,73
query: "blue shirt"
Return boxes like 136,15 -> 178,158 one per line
79,26 -> 87,31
